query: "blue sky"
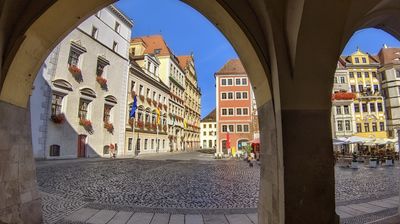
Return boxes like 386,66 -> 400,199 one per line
116,0 -> 237,118
116,1 -> 400,118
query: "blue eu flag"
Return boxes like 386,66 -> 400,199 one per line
129,96 -> 137,118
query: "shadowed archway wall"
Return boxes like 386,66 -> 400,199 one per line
2,0 -> 400,223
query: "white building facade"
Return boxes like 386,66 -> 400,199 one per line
30,5 -> 133,159
200,109 -> 217,149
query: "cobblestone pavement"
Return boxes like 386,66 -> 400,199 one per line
335,164 -> 400,205
37,158 -> 260,223
36,156 -> 400,223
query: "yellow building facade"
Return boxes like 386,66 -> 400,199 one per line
345,49 -> 388,139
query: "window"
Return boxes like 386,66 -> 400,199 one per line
228,92 -> 233,99
152,91 -> 156,100
144,139 -> 148,150
243,124 -> 249,132
128,138 -> 132,151
228,108 -> 234,115
236,92 -> 241,99
337,120 -> 343,131
222,109 -> 227,115
235,78 -> 241,85
78,99 -> 89,119
356,123 -> 362,132
336,106 -> 342,115
203,124 -> 206,128
362,57 -> 367,63
131,81 -> 136,92
370,103 -> 375,112
345,120 -> 351,131
358,85 -> 363,92
139,85 -> 144,95
362,103 -> 367,112
343,105 -> 349,114
373,85 -> 379,92
340,77 -> 345,83
114,21 -> 120,32
68,48 -> 80,66
377,103 -> 383,111
203,140 -> 207,148
242,78 -> 247,85
49,145 -> 60,156
372,122 -> 377,132
372,72 -> 377,77
351,85 -> 356,92
146,88 -> 150,98
364,72 -> 369,78
103,105 -> 112,123
354,104 -> 360,112
51,94 -> 63,116
91,26 -> 98,39
397,70 -> 400,78
380,122 -> 385,131
349,72 -> 354,78
221,93 -> 227,99
209,124 -> 212,128
228,125 -> 234,132
236,108 -> 242,115
242,92 -> 248,99
112,41 -> 118,52
96,59 -> 107,76
163,140 -> 165,149
221,79 -> 227,86
237,125 -> 243,132
203,131 -> 206,136
243,108 -> 249,115
357,72 -> 361,78
222,125 -> 227,132
355,58 -> 360,63
364,123 -> 370,132
209,131 -> 213,136
151,139 -> 154,149
227,79 -> 233,86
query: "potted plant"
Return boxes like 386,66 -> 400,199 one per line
146,97 -> 152,104
137,120 -> 144,129
153,100 -> 158,106
50,113 -> 65,124
104,122 -> 114,133
369,156 -> 378,168
350,152 -> 358,169
139,94 -> 145,101
145,122 -> 151,129
151,123 -> 157,130
96,76 -> 107,88
79,118 -> 92,132
385,155 -> 394,166
68,64 -> 81,76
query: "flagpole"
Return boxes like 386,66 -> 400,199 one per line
132,117 -> 136,155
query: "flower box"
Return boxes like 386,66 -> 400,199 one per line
158,103 -> 163,108
331,92 -> 356,101
153,100 -> 158,106
163,104 -> 168,109
79,118 -> 92,129
139,95 -> 145,101
163,126 -> 167,132
152,123 -> 157,130
146,98 -> 152,104
68,65 -> 81,76
369,158 -> 377,168
96,76 -> 107,87
137,120 -> 144,128
145,122 -> 151,129
50,113 -> 65,124
104,122 -> 114,133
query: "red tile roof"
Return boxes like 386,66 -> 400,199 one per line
201,109 -> 216,122
131,35 -> 173,56
377,47 -> 400,65
177,55 -> 192,70
215,59 -> 246,75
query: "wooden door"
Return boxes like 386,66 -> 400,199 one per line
77,135 -> 86,158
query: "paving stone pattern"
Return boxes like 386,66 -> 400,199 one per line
36,158 -> 400,223
335,165 -> 400,204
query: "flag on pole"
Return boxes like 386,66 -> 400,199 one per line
129,96 -> 137,118
184,119 -> 187,128
226,132 -> 231,149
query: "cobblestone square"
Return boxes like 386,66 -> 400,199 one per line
36,154 -> 400,223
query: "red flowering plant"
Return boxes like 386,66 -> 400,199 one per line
50,113 -> 65,124
137,120 -> 144,128
153,100 -> 158,106
104,122 -> 114,133
96,76 -> 107,88
158,102 -> 163,108
79,118 -> 92,129
139,95 -> 145,101
163,125 -> 167,132
331,92 -> 356,101
145,122 -> 151,129
146,97 -> 152,104
68,65 -> 81,76
152,123 -> 157,130
163,104 -> 168,109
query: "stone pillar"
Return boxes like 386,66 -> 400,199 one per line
281,109 -> 339,224
0,100 -> 42,224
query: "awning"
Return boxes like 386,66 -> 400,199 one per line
251,138 -> 260,145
